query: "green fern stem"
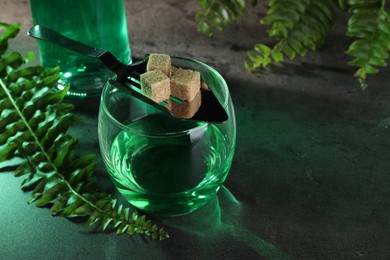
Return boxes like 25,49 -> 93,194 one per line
245,0 -> 337,70
0,76 -> 94,217
345,0 -> 390,89
0,23 -> 169,240
196,0 -> 247,36
0,76 -> 169,240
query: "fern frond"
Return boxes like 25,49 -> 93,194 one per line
345,0 -> 390,89
196,0 -> 249,36
0,23 -> 169,241
245,0 -> 337,71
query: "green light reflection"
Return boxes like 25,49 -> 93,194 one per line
160,186 -> 292,259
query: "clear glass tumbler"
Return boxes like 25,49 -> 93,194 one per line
29,0 -> 131,99
98,57 -> 236,216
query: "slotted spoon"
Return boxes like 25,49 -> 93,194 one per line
28,25 -> 228,123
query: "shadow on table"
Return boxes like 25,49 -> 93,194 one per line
155,67 -> 390,259
221,74 -> 390,258
159,186 -> 292,259
250,61 -> 355,80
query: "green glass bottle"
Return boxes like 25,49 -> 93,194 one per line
30,0 -> 131,99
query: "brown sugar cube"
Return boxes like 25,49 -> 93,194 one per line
201,80 -> 210,91
146,53 -> 171,77
170,65 -> 179,75
140,70 -> 171,103
170,68 -> 201,101
169,91 -> 201,119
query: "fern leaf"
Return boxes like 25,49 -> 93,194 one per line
0,23 -> 169,241
246,0 -> 337,71
196,0 -> 249,36
345,0 -> 390,89
0,23 -> 20,55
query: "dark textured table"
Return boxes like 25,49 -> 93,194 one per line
1,1 -> 390,259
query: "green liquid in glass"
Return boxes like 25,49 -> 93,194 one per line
107,114 -> 231,216
30,0 -> 131,98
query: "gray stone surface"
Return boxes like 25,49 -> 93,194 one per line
1,0 -> 390,259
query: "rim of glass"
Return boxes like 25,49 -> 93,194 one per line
100,56 -> 229,137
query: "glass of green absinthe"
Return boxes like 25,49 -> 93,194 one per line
98,57 -> 236,216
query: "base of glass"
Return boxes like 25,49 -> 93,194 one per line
56,70 -> 114,100
113,178 -> 221,217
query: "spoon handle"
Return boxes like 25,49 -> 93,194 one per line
28,25 -> 106,57
28,25 -> 126,74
